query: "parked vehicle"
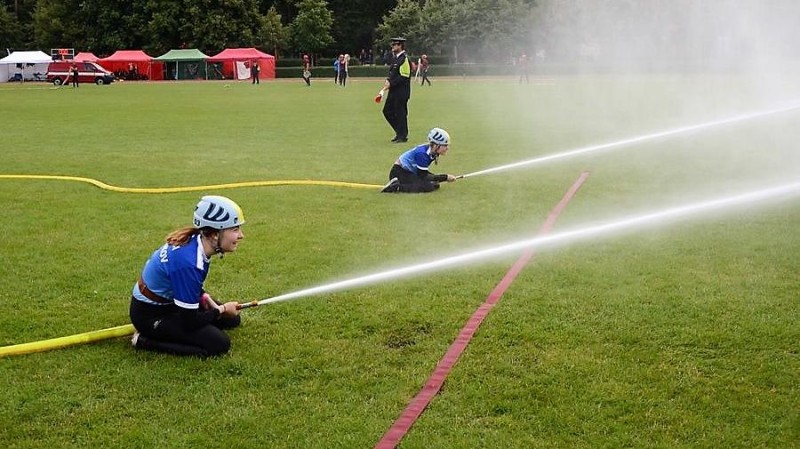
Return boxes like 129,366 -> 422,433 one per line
46,61 -> 115,85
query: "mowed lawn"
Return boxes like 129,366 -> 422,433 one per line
0,74 -> 798,448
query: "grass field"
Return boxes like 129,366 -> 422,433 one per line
1,74 -> 799,448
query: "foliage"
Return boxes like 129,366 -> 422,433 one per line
375,0 -> 423,49
259,6 -> 289,57
289,0 -> 334,57
0,4 -> 21,50
377,0 -> 533,62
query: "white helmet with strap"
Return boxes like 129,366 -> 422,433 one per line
428,127 -> 450,145
193,195 -> 245,229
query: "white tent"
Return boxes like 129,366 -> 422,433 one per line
0,51 -> 53,83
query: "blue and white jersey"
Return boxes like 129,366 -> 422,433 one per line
132,234 -> 210,309
397,144 -> 434,175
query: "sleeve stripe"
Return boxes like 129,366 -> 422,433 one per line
174,299 -> 199,309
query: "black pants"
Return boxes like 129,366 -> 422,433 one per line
130,298 -> 240,357
383,93 -> 409,140
389,164 -> 439,193
338,71 -> 347,86
420,70 -> 431,86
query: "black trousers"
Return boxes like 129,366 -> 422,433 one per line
420,70 -> 431,86
383,93 -> 409,140
130,298 -> 240,357
389,164 -> 439,193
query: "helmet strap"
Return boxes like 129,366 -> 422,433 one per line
429,145 -> 440,165
214,230 -> 225,259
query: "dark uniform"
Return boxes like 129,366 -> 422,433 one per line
383,37 -> 412,143
251,62 -> 260,84
71,64 -> 79,88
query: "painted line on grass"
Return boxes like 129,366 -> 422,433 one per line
374,171 -> 591,449
0,174 -> 381,192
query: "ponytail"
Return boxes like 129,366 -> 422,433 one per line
165,227 -> 198,246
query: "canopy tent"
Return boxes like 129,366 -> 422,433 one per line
0,51 -> 52,83
154,49 -> 210,80
98,50 -> 164,81
207,48 -> 275,80
74,52 -> 100,63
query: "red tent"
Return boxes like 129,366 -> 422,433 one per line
98,50 -> 164,81
207,48 -> 275,80
74,52 -> 100,63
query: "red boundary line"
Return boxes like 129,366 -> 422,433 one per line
374,171 -> 591,449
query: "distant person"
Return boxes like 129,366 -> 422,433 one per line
70,63 -> 79,88
381,127 -> 456,193
251,61 -> 260,84
519,53 -> 529,84
343,54 -> 350,86
376,37 -> 412,143
129,195 -> 245,357
302,54 -> 312,86
337,54 -> 348,87
333,56 -> 340,84
419,54 -> 431,86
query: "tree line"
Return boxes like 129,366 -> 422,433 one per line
1,0 -> 538,63
6,0 -> 789,67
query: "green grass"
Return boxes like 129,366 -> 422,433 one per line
1,75 -> 799,448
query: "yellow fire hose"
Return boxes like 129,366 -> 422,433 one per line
0,325 -> 135,358
0,174 -> 382,192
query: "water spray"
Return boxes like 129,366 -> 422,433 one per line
238,180 -> 800,310
455,102 -> 800,179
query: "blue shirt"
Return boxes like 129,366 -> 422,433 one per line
397,144 -> 435,175
132,234 -> 210,309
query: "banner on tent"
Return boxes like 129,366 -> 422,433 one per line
235,61 -> 250,80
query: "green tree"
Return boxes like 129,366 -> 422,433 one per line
326,0 -> 396,54
32,0 -> 152,55
289,0 -> 334,57
375,0 -> 422,51
377,0 -> 533,62
259,6 -> 289,57
0,4 -> 22,51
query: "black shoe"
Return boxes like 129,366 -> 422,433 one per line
390,136 -> 400,142
380,177 -> 400,193
392,137 -> 408,144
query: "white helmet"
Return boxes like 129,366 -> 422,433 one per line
428,127 -> 450,145
193,195 -> 245,229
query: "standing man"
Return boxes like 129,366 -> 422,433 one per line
251,61 -> 260,84
376,37 -> 411,143
70,62 -> 79,88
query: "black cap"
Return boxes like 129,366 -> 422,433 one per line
390,37 -> 407,44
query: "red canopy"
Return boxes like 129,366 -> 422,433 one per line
207,48 -> 275,80
98,50 -> 164,80
74,52 -> 99,62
